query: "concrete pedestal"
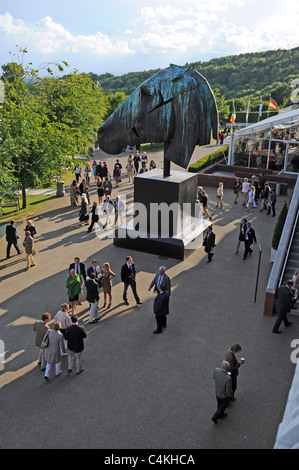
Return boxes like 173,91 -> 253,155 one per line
114,169 -> 209,260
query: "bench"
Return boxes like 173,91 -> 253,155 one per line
0,199 -> 20,211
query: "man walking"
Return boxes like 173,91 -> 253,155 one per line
243,222 -> 257,260
6,220 -> 23,259
272,280 -> 294,334
86,273 -> 100,324
211,361 -> 234,423
153,285 -> 170,334
121,256 -> 142,306
148,266 -> 171,296
65,315 -> 86,374
203,225 -> 216,262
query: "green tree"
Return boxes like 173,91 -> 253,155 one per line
0,53 -> 107,208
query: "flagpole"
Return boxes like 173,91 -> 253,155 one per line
267,95 -> 270,119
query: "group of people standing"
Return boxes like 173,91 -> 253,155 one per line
32,261 -> 172,380
233,172 -> 276,216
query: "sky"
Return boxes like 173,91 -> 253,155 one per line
0,0 -> 298,77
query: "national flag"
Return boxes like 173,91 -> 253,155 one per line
230,100 -> 236,124
269,97 -> 279,110
245,98 -> 250,123
259,97 -> 263,117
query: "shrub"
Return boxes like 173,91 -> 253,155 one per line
188,145 -> 229,173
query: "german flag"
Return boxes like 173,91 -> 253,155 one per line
269,97 -> 279,110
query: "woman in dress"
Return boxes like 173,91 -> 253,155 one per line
100,262 -> 116,309
78,194 -> 90,227
241,178 -> 250,206
233,177 -> 242,204
247,185 -> 256,211
113,164 -> 122,187
92,161 -> 98,182
70,180 -> 81,206
66,269 -> 82,314
96,176 -> 104,204
216,182 -> 224,208
43,321 -> 66,380
235,218 -> 247,255
25,219 -> 37,238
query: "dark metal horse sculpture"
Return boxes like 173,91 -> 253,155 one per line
98,64 -> 218,177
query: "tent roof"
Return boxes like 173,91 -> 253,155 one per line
232,109 -> 299,137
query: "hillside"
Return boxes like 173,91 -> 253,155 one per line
90,46 -> 299,108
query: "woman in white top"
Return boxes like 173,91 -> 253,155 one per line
216,182 -> 224,208
242,178 -> 250,206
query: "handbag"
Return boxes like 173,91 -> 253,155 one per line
41,331 -> 49,349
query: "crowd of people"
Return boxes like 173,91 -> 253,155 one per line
4,145 -> 297,432
33,260 -> 172,380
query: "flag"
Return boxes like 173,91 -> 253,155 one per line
245,98 -> 250,123
230,100 -> 236,124
269,97 -> 279,110
259,97 -> 263,117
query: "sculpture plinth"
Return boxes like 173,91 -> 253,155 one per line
114,169 -> 211,260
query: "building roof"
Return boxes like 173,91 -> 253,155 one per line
232,108 -> 299,138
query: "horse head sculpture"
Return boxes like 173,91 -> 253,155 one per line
98,64 -> 218,176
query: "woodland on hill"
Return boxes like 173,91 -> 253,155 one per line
90,46 -> 299,120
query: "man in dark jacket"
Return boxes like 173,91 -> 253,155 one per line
243,223 -> 257,260
85,273 -> 100,323
272,280 -> 294,334
6,220 -> 23,259
65,315 -> 87,374
203,225 -> 216,262
153,285 -> 170,334
121,256 -> 142,306
267,189 -> 276,217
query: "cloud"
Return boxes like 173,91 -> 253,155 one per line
129,1 -> 299,57
0,12 -> 135,56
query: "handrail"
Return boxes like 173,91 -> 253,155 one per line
279,207 -> 299,286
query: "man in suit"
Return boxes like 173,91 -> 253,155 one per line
6,220 -> 23,259
69,257 -> 86,305
272,280 -> 294,334
148,266 -> 171,296
267,188 -> 276,217
65,315 -> 87,374
243,222 -> 257,260
114,196 -> 125,228
33,313 -> 51,370
23,231 -> 36,271
203,225 -> 216,262
87,260 -> 100,279
102,194 -> 114,229
257,172 -> 266,199
85,273 -> 100,323
211,361 -> 234,423
153,285 -> 170,334
121,256 -> 142,306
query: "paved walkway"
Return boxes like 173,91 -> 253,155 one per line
0,146 -> 296,449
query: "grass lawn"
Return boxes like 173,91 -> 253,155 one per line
140,142 -> 164,153
0,194 -> 57,223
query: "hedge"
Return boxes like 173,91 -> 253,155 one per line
188,145 -> 229,173
271,199 -> 288,250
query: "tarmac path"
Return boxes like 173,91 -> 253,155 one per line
0,146 -> 296,449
